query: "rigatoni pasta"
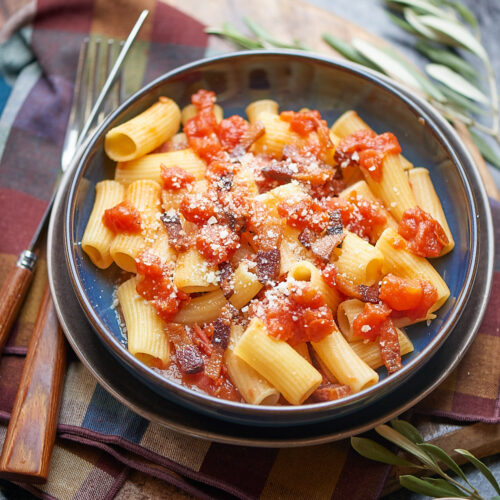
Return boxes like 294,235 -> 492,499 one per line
81,89 -> 454,406
105,97 -> 181,162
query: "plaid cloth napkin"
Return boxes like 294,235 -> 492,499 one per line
0,1 -> 498,498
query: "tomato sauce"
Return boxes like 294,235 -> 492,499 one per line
379,274 -> 423,311
195,223 -> 240,264
334,129 -> 401,182
277,198 -> 330,233
398,206 -> 449,257
217,115 -> 249,150
352,303 -> 392,341
262,283 -> 335,345
322,193 -> 386,242
135,250 -> 189,322
161,164 -> 195,190
102,201 -> 141,234
280,110 -> 324,136
179,191 -> 219,224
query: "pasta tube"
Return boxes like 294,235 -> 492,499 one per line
331,110 -> 413,170
225,325 -> 280,405
234,318 -> 322,405
115,149 -> 206,185
82,180 -> 125,268
349,328 -> 414,369
174,289 -> 227,324
311,325 -> 379,393
105,97 -> 181,162
375,228 -> 450,312
117,277 -> 169,368
333,232 -> 384,286
408,167 -> 454,255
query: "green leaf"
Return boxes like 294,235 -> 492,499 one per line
426,63 -> 489,103
399,475 -> 468,497
385,0 -> 453,18
443,0 -> 478,28
418,15 -> 488,61
322,34 -> 378,69
469,129 -> 500,169
205,24 -> 263,50
243,18 -> 305,50
387,12 -> 421,35
437,84 -> 487,115
352,38 -> 426,92
415,40 -> 477,80
455,449 -> 500,494
375,425 -> 437,468
390,420 -> 424,444
417,443 -> 470,484
380,46 -> 446,102
490,496 -> 500,500
350,437 -> 418,467
404,8 -> 452,42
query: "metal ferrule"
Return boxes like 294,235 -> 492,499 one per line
16,250 -> 37,271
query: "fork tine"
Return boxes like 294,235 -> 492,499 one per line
85,38 -> 100,122
118,40 -> 127,104
98,40 -> 114,122
61,38 -> 89,171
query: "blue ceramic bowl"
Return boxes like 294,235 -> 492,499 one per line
64,51 -> 479,426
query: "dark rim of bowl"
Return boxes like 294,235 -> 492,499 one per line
64,50 -> 479,418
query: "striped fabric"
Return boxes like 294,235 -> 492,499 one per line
0,1 -> 498,498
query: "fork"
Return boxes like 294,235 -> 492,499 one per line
0,12 -> 147,483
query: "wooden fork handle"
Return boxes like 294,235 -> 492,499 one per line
0,250 -> 37,355
0,285 -> 66,484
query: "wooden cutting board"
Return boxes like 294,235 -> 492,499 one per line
159,0 -> 500,494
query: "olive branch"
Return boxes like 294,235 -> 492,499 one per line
205,0 -> 500,169
351,420 -> 500,499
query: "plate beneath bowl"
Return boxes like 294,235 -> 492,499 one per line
64,52 -> 482,425
48,94 -> 493,447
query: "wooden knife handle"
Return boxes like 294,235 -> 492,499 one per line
0,250 -> 37,355
0,285 -> 66,484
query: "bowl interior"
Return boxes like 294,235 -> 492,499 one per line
66,52 -> 477,424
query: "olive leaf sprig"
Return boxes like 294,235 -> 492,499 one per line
323,0 -> 500,168
352,420 -> 500,499
205,18 -> 309,51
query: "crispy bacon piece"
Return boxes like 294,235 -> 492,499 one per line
326,210 -> 343,236
232,120 -> 265,157
192,324 -> 213,356
261,161 -> 295,182
168,324 -> 205,374
205,345 -> 225,380
298,227 -> 315,249
224,211 -> 247,233
212,318 -> 231,350
177,345 -> 205,374
218,262 -> 234,299
358,284 -> 380,304
216,173 -> 234,191
309,383 -> 352,402
256,249 -> 281,284
310,232 -> 345,261
160,211 -> 190,252
282,145 -> 335,186
379,319 -> 402,374
297,210 -> 344,260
